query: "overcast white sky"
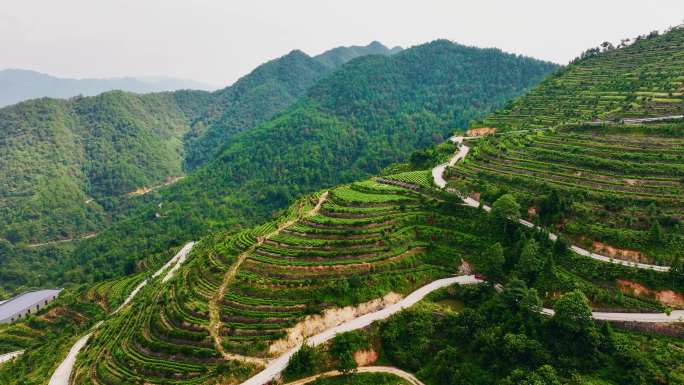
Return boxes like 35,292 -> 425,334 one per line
1,0 -> 683,87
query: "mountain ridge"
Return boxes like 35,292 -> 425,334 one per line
0,68 -> 215,108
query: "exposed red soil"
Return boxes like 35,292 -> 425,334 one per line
354,349 -> 379,366
617,279 -> 684,308
592,241 -> 646,263
466,127 -> 497,137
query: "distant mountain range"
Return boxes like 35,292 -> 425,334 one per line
0,69 -> 215,107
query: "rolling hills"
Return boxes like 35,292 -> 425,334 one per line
0,40 -> 556,297
0,42 -> 402,249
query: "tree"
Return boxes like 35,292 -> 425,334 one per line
502,278 -> 542,317
431,347 -> 487,385
670,256 -> 684,287
552,290 -> 594,334
516,239 -> 544,282
478,243 -> 505,280
649,220 -> 663,243
330,331 -> 368,374
283,343 -> 320,379
551,290 -> 600,359
501,365 -> 561,385
490,194 -> 521,232
539,188 -> 571,226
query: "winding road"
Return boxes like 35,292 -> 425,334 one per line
240,276 -> 481,385
541,308 -> 684,323
436,136 -> 670,272
283,366 -> 425,385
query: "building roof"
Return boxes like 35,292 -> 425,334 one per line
0,289 -> 62,320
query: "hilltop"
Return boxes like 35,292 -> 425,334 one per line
479,27 -> 684,130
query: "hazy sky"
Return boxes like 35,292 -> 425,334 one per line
2,0 -> 683,87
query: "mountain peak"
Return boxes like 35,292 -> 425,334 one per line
313,41 -> 402,68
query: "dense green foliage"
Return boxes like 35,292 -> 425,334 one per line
377,283 -> 684,385
0,39 -> 556,297
184,41 -> 402,169
309,373 -> 411,385
0,91 -> 207,245
479,26 -> 684,130
5,26 -> 684,385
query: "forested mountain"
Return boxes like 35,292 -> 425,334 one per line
52,40 -> 556,292
0,91 -> 210,244
313,40 -> 403,68
183,42 -> 401,169
0,42 -> 399,249
0,69 -> 214,108
4,27 -> 684,385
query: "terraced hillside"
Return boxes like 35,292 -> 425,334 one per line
448,124 -> 684,265
479,26 -> 684,130
69,180 -> 491,384
2,158 -> 682,385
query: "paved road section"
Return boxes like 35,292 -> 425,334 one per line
47,331 -> 94,385
240,276 -> 481,385
47,242 -> 195,384
284,366 -> 425,385
113,241 -> 195,314
542,308 -> 684,323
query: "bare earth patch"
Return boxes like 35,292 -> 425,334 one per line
353,349 -> 379,366
592,241 -> 646,263
466,127 -> 497,137
469,192 -> 481,201
617,279 -> 684,308
458,259 -> 474,275
268,292 -> 403,355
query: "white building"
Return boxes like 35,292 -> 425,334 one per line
0,289 -> 62,324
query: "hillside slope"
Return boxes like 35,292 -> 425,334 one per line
449,26 -> 684,264
0,91 -> 208,244
480,27 -> 684,130
3,29 -> 684,385
63,40 -> 556,293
